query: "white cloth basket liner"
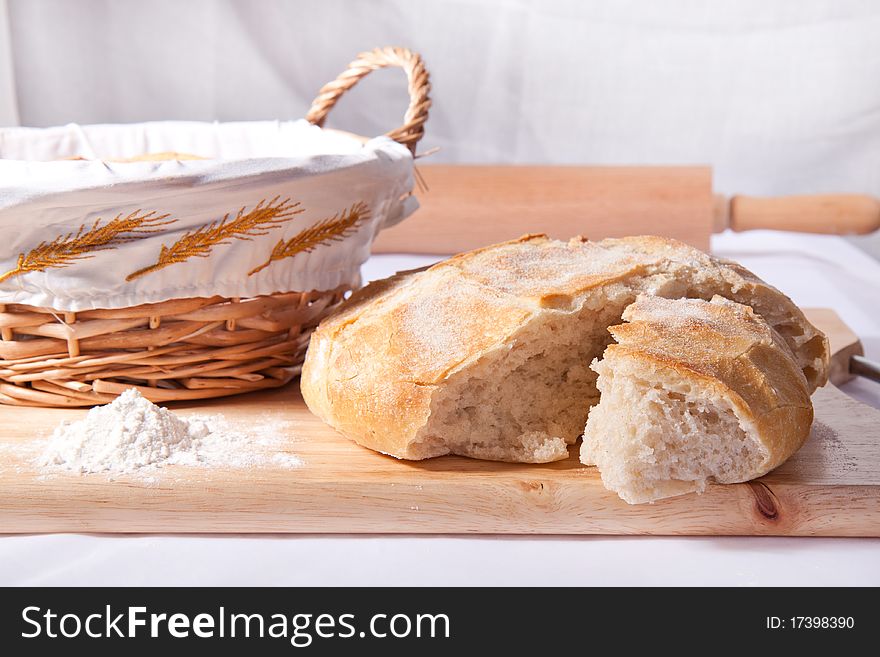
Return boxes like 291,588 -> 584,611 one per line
0,119 -> 417,311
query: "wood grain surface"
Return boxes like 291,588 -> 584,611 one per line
729,194 -> 880,235
373,165 -> 715,253
370,165 -> 880,255
0,308 -> 877,536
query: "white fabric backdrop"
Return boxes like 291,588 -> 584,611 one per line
0,0 -> 878,199
0,0 -> 18,126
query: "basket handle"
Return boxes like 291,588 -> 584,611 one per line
306,47 -> 431,154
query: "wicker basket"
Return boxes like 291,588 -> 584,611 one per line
0,46 -> 430,407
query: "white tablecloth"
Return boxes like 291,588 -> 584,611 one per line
2,231 -> 879,586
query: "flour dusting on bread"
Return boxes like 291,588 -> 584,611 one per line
301,235 -> 828,483
581,296 -> 813,503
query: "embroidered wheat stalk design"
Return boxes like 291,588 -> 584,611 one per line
0,210 -> 174,285
126,196 -> 303,281
248,201 -> 369,276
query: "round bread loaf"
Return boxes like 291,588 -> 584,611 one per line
581,295 -> 813,503
301,235 -> 828,463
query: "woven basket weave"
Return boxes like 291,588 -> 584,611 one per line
0,46 -> 430,407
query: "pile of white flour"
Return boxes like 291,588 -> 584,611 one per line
39,388 -> 301,476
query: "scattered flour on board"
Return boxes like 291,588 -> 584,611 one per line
36,388 -> 302,478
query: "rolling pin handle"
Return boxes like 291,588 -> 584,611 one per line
723,194 -> 880,235
851,355 -> 880,384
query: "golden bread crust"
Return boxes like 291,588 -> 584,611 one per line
607,295 -> 813,474
300,235 -> 828,460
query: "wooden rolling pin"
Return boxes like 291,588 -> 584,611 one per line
373,165 -> 880,253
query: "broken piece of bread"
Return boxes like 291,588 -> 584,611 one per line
301,235 -> 827,466
581,295 -> 813,504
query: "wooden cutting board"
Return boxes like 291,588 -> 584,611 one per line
0,308 -> 877,536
